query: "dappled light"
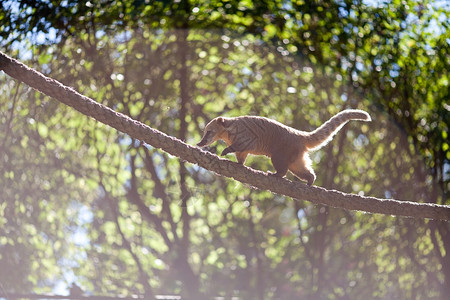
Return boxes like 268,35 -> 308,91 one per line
0,0 -> 449,299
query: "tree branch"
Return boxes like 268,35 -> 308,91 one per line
1,51 -> 449,221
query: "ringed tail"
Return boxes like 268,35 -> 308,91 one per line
305,109 -> 371,151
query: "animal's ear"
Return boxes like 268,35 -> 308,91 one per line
217,117 -> 231,128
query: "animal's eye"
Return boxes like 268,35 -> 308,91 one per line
205,130 -> 214,138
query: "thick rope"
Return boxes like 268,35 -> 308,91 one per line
1,51 -> 449,221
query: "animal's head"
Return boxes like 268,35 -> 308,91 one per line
197,117 -> 229,147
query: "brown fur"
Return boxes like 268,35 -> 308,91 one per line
197,109 -> 371,185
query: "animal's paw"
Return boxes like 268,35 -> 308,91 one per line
221,147 -> 233,156
268,171 -> 283,178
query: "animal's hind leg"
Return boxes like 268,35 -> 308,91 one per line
288,153 -> 316,185
290,168 -> 316,186
270,153 -> 289,177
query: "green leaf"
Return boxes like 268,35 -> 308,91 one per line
37,123 -> 48,138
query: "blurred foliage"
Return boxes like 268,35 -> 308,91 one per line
0,0 -> 449,299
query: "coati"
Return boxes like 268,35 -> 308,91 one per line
197,109 -> 371,185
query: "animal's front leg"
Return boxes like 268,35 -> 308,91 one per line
221,146 -> 248,164
235,152 -> 249,164
221,145 -> 235,156
221,140 -> 253,156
